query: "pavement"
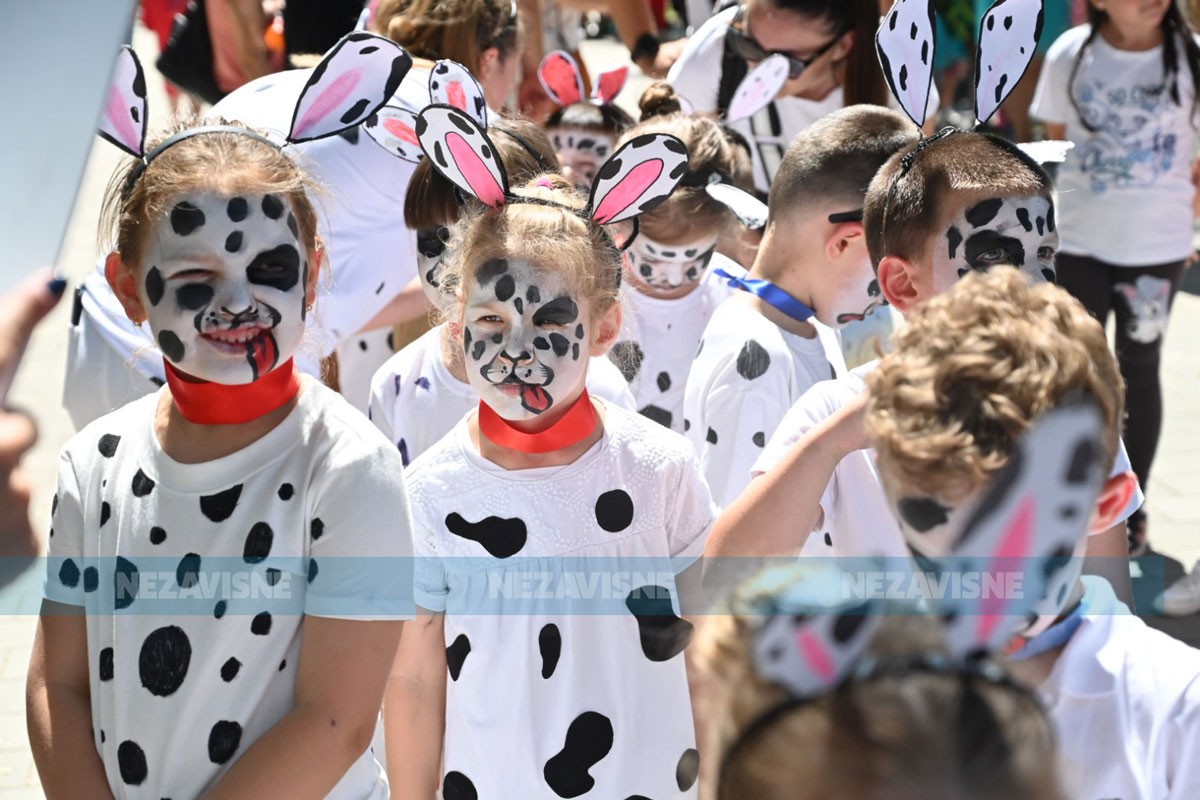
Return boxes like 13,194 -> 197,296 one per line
1,29 -> 1198,798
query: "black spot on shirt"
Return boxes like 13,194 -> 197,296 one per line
99,647 -> 114,681
149,526 -> 167,545
114,557 -> 138,610
595,490 -> 635,532
118,740 -> 148,785
243,522 -> 274,563
59,559 -> 80,588
98,433 -> 121,457
735,340 -> 771,380
278,483 -> 294,500
447,633 -> 471,681
176,553 -> 201,589
706,427 -> 718,445
251,611 -> 272,635
543,711 -> 615,798
656,371 -> 671,392
609,341 -> 644,383
443,771 -> 478,800
221,657 -> 241,682
131,469 -> 155,498
200,485 -> 243,522
138,625 -> 192,697
639,404 -> 672,429
539,623 -> 562,679
445,512 -> 528,558
625,584 -> 694,661
207,720 -> 242,764
311,518 -> 325,540
677,748 -> 701,791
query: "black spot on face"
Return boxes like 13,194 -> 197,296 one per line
534,296 -> 579,326
965,198 -> 1003,228
514,297 -> 523,314
208,720 -> 243,764
735,340 -> 771,380
261,194 -> 285,220
625,584 -> 693,661
158,330 -> 185,363
527,285 -> 541,304
534,336 -> 550,351
170,202 -> 206,236
227,197 -> 249,221
1046,205 -> 1056,232
495,275 -> 517,302
595,490 -> 635,532
543,711 -> 615,798
574,324 -> 584,339
1042,268 -> 1056,283
446,633 -> 471,681
1064,436 -> 1100,483
548,333 -> 571,357
445,512 -> 528,558
200,484 -> 243,522
138,625 -> 192,697
1015,207 -> 1033,232
897,497 -> 950,532
225,231 -> 243,253
176,283 -> 214,312
144,267 -> 164,306
246,244 -> 302,292
539,623 -> 562,678
964,230 -> 1026,269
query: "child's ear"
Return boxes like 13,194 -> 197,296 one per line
105,251 -> 146,325
1088,470 -> 1139,534
877,254 -> 921,312
824,221 -> 865,261
589,302 -> 623,356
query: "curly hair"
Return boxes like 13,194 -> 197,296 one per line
865,268 -> 1123,504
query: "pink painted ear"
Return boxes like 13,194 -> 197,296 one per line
288,32 -> 412,143
753,603 -> 881,697
975,0 -> 1044,125
363,102 -> 424,163
727,54 -> 789,123
588,134 -> 689,225
416,104 -> 508,208
875,0 -> 937,128
590,66 -> 628,105
538,50 -> 585,107
98,46 -> 148,158
429,60 -> 489,127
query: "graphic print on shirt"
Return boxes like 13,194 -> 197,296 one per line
1115,274 -> 1172,344
1074,77 -> 1180,193
933,194 -> 1060,291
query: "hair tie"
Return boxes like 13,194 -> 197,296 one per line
536,177 -> 557,189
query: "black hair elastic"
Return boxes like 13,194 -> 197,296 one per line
489,127 -> 559,174
124,125 -> 282,196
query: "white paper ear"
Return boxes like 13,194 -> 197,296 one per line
591,66 -> 629,105
1016,140 -> 1073,165
706,183 -> 768,231
288,32 -> 412,143
588,134 -> 689,224
416,104 -> 509,208
364,102 -> 424,163
538,50 -> 585,107
753,602 -> 882,697
876,0 -> 937,129
975,0 -> 1045,125
99,46 -> 148,158
727,54 -> 790,123
429,60 -> 489,127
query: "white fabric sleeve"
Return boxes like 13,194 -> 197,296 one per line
43,450 -> 87,607
1165,676 -> 1200,799
1030,30 -> 1075,124
696,377 -> 791,509
665,449 -> 718,571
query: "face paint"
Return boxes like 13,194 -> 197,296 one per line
140,192 -> 309,385
932,194 -> 1059,294
551,128 -> 614,190
461,258 -> 590,420
625,233 -> 719,298
893,492 -> 977,559
416,226 -> 450,308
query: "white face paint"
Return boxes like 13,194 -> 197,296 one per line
625,233 -> 719,297
139,192 -> 310,385
416,226 -> 450,308
551,127 -> 614,190
932,194 -> 1059,294
461,258 -> 591,420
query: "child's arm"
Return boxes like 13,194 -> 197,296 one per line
26,604 -> 115,800
204,616 -> 404,799
384,610 -> 446,800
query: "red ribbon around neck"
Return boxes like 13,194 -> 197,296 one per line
164,359 -> 301,425
478,390 -> 599,454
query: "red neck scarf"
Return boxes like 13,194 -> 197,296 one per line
478,390 -> 599,454
164,359 -> 301,425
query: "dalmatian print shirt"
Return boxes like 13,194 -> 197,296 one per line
609,255 -> 743,434
406,405 -> 714,799
683,297 -> 846,508
368,325 -> 637,466
43,380 -> 414,799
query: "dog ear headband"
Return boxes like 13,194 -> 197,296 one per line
101,33 -> 412,191
538,50 -> 629,110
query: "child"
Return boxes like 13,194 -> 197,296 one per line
538,50 -> 636,189
683,104 -> 915,507
1031,1 -> 1200,566
368,116 -> 634,464
386,108 -> 712,798
607,82 -> 755,433
866,268 -> 1200,800
28,113 -> 413,797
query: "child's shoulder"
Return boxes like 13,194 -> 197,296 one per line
603,403 -> 698,467
61,391 -> 161,470
298,378 -> 405,467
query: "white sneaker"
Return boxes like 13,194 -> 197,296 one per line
1159,562 -> 1200,617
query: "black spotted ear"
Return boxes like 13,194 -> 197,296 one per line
975,0 -> 1044,125
538,50 -> 585,107
706,184 -> 768,231
875,0 -> 937,129
288,32 -> 412,143
726,54 -> 790,124
752,599 -> 881,697
363,102 -> 424,163
98,46 -> 148,158
587,134 -> 689,225
429,60 -> 489,127
590,65 -> 628,106
416,104 -> 509,208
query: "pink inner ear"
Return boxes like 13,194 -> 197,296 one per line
294,69 -> 362,138
543,56 -> 583,105
796,627 -> 837,683
978,497 -> 1035,642
383,118 -> 418,146
592,159 -> 663,224
447,82 -> 467,111
595,68 -> 627,104
448,131 -> 505,208
105,84 -> 139,152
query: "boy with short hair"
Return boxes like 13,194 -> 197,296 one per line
683,104 -> 916,507
866,268 -> 1199,800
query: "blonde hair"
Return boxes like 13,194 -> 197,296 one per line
866,267 -> 1123,504
373,0 -> 518,67
442,173 -> 623,319
696,565 -> 1064,800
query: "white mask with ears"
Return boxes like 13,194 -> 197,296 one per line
139,192 -> 311,385
625,233 -> 718,295
931,194 -> 1059,294
461,259 -> 591,420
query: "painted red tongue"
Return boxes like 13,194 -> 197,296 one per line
246,332 -> 279,380
520,385 -> 551,413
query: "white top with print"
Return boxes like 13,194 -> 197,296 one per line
1044,576 -> 1200,799
753,361 -> 1145,558
43,379 -> 414,800
683,295 -> 845,508
368,325 -> 637,465
406,406 -> 714,799
1032,25 -> 1200,265
610,255 -> 742,433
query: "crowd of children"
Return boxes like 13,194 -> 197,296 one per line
23,0 -> 1200,798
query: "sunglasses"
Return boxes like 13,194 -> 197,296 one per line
827,209 -> 863,224
725,5 -> 844,80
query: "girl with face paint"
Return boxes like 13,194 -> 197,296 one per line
387,173 -> 717,800
30,121 -> 413,799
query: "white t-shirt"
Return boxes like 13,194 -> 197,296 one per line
752,361 -> 1145,558
1043,576 -> 1200,799
44,380 -> 414,799
405,406 -> 713,799
667,7 -> 939,193
338,326 -> 401,415
368,325 -> 637,465
1031,25 -> 1200,265
683,296 -> 845,508
210,66 -> 429,347
611,256 -> 742,433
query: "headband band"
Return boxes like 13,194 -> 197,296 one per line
124,125 -> 281,195
490,127 -> 559,174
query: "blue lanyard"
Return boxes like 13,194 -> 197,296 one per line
1007,600 -> 1086,661
712,267 -> 815,323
